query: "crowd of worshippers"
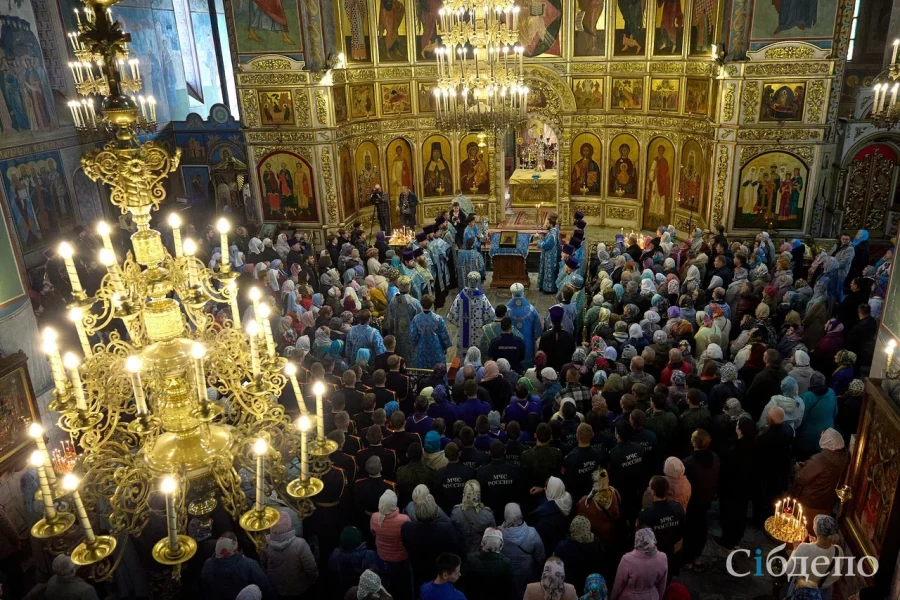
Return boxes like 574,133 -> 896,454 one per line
29,213 -> 887,600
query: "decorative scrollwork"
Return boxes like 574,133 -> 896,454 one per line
805,80 -> 826,123
81,142 -> 180,214
741,83 -> 759,124
713,146 -> 729,227
723,83 -> 736,121
320,147 -> 338,223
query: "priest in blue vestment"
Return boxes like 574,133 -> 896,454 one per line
538,212 -> 561,294
506,283 -> 543,368
448,271 -> 495,356
385,275 -> 422,360
456,237 -> 485,284
409,294 -> 452,368
399,250 -> 426,300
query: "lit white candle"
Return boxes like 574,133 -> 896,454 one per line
891,83 -> 898,108
58,242 -> 83,295
99,248 -> 125,295
313,381 -> 325,440
160,477 -> 178,552
246,321 -> 261,378
216,218 -> 230,269
74,8 -> 82,24
29,423 -> 58,488
95,221 -> 114,252
168,213 -> 182,258
31,451 -> 59,521
64,353 -> 87,411
69,307 -> 92,357
253,438 -> 267,512
284,363 -> 306,415
62,474 -> 95,544
893,39 -> 899,65
248,286 -> 262,318
191,343 -> 208,408
125,356 -> 148,415
42,331 -> 67,395
182,238 -> 198,286
258,303 -> 275,358
298,416 -> 311,480
148,96 -> 156,122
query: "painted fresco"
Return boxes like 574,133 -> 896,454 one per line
386,138 -> 412,226
609,134 -> 639,198
258,151 -> 318,222
654,0 -> 683,55
519,0 -> 562,57
643,137 -> 675,230
339,145 -> 356,219
259,90 -> 294,125
415,0 -> 442,60
380,83 -> 412,115
356,141 -> 381,209
610,78 -> 643,110
422,134 -> 452,197
417,82 -> 436,113
679,140 -> 704,214
459,135 -> 489,195
649,78 -> 679,112
228,0 -> 303,60
750,0 -> 838,42
573,79 -> 604,110
0,8 -> 57,134
735,151 -> 807,230
182,165 -> 211,205
342,0 -> 371,61
570,132 -> 602,196
684,78 -> 709,115
334,85 -> 348,122
760,82 -> 806,121
72,170 -> 106,226
614,0 -> 646,55
689,0 -> 715,54
573,0 -> 606,56
349,84 -> 376,118
376,0 -> 408,61
0,151 -> 76,253
177,133 -> 209,163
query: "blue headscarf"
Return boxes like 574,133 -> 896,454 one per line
356,348 -> 371,363
385,401 -> 399,417
390,256 -> 401,268
579,574 -> 608,600
424,431 -> 441,453
327,339 -> 343,357
781,375 -> 800,399
312,293 -> 324,308
791,239 -> 803,250
613,284 -> 624,301
853,230 -> 869,246
433,384 -> 449,404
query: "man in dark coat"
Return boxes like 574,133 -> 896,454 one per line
753,406 -> 794,525
607,421 -> 647,522
846,303 -> 878,374
372,185 -> 391,233
745,349 -> 786,421
434,443 -> 475,513
538,306 -> 576,373
562,423 -> 607,501
682,429 -> 720,569
356,427 -> 398,480
476,441 -> 522,516
395,443 -> 435,506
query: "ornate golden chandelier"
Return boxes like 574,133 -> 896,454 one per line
870,41 -> 900,129
34,0 -> 334,579
434,0 -> 527,132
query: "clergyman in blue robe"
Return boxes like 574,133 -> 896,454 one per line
538,216 -> 561,293
384,275 -> 422,360
506,283 -> 543,368
409,296 -> 452,368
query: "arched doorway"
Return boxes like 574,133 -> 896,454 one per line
841,143 -> 899,237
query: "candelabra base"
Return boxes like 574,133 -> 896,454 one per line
238,506 -> 281,532
310,438 -> 339,456
190,403 -> 224,423
216,270 -> 240,285
48,388 -> 76,413
286,476 -> 324,499
31,512 -> 76,539
127,415 -> 161,436
763,516 -> 807,544
181,287 -> 210,309
71,535 -> 118,566
151,535 -> 197,566
59,410 -> 104,433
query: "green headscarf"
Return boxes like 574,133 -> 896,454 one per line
339,526 -> 363,551
518,376 -> 534,394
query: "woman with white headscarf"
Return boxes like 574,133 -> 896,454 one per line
523,557 -> 577,600
248,237 -> 264,256
274,233 -> 291,260
454,347 -> 485,384
527,476 -> 572,554
793,429 -> 848,535
451,480 -> 496,552
267,268 -> 281,293
281,279 -> 301,314
343,286 -> 362,311
369,490 -> 412,598
610,529 -> 668,600
500,503 -> 547,598
253,262 -> 268,280
682,265 -> 701,294
404,484 -> 451,524
460,527 -> 516,599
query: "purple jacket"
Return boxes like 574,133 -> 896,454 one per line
610,550 -> 668,600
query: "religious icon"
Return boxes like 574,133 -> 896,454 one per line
572,79 -> 604,110
760,82 -> 806,121
356,141 -> 381,205
381,83 -> 412,115
387,138 -> 414,228
644,137 -> 675,230
499,231 -> 518,247
339,145 -> 357,219
574,0 -> 606,56
609,134 -> 638,198
689,0 -> 715,53
349,84 -> 376,118
343,0 -> 371,61
334,86 -> 349,122
459,136 -> 489,194
654,0 -> 683,54
518,0 -> 563,57
615,0 -> 646,55
377,0 -> 408,60
649,78 -> 680,112
182,166 -> 211,204
570,133 -> 602,196
734,151 -> 807,230
422,135 -> 452,197
415,0 -> 443,59
245,0 -> 295,46
684,79 -> 709,115
610,78 -> 643,110
417,82 -> 437,112
258,90 -> 294,125
257,151 -> 318,221
679,140 -> 703,212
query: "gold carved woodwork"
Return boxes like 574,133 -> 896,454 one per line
764,46 -> 815,60
346,69 -> 377,81
320,147 -> 338,224
379,67 -> 413,79
294,91 -> 311,127
737,129 -> 822,141
610,63 -> 645,73
674,213 -> 695,232
254,145 -> 314,161
241,89 -> 261,127
722,84 -> 735,121
571,63 -> 608,74
741,83 -> 759,124
246,131 -> 316,142
649,62 -> 683,73
422,204 -> 445,218
843,149 -> 895,233
713,146 -> 729,227
571,204 -> 604,217
739,145 -> 813,166
726,65 -> 740,76
250,59 -> 292,71
685,62 -> 711,74
744,63 -> 830,76
238,73 -> 309,85
606,206 -> 637,221
314,90 -> 328,124
806,80 -> 827,123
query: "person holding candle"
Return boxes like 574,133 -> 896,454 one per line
260,511 -> 318,600
200,533 -> 274,600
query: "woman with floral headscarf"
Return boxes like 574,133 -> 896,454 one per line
553,516 -> 605,596
523,557 -> 577,600
369,489 -> 412,599
830,349 -> 856,396
451,480 -> 496,553
364,275 -> 388,317
601,374 -> 625,415
576,468 -> 622,548
459,527 -> 515,600
785,515 -> 843,599
777,311 -> 807,361
579,575 -> 608,600
610,529 -> 667,600
527,476 -> 572,554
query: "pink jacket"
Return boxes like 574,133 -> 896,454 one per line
370,509 -> 410,563
610,550 -> 668,600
